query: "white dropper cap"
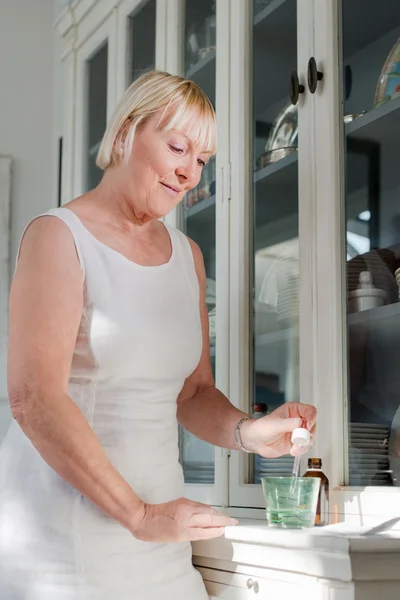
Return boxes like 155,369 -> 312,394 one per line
291,427 -> 310,447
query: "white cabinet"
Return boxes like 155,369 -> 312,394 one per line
200,567 -> 337,600
54,0 -> 400,520
193,521 -> 400,600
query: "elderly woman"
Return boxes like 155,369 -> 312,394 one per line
0,71 -> 316,599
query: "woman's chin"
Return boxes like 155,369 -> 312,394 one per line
152,202 -> 178,220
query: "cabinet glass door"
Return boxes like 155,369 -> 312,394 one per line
86,43 -> 108,191
179,0 -> 217,485
341,0 -> 400,486
128,0 -> 156,83
250,0 -> 299,483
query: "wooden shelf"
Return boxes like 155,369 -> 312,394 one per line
348,302 -> 400,327
254,152 -> 298,229
254,0 -> 293,27
343,0 -> 400,59
254,151 -> 297,184
186,50 -> 215,79
185,51 -> 215,103
255,325 -> 298,347
346,96 -> 400,145
185,195 -> 215,219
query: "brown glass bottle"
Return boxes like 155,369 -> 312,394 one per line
303,458 -> 329,526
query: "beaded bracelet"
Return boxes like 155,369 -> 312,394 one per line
234,416 -> 252,453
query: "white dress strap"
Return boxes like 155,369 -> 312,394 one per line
14,207 -> 85,279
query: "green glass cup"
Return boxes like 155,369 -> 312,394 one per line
261,477 -> 320,529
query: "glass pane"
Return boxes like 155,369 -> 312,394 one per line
179,0 -> 216,485
128,0 -> 156,83
251,0 -> 298,483
86,43 -> 108,191
342,0 -> 400,486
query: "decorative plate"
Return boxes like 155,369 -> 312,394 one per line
374,36 -> 400,107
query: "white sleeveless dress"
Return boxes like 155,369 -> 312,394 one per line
0,207 -> 209,600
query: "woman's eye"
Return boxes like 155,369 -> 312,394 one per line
170,144 -> 184,153
198,159 -> 206,168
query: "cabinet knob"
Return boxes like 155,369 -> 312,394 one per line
307,56 -> 323,93
246,578 -> 259,592
289,70 -> 305,105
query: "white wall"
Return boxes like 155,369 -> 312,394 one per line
0,0 -> 56,440
0,0 -> 56,264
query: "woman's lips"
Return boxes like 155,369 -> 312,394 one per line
161,182 -> 180,196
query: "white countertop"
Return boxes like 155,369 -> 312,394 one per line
223,518 -> 400,552
192,518 -> 400,582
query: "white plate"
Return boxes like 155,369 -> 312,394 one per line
350,424 -> 390,431
389,406 -> 400,486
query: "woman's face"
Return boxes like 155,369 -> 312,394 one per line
119,110 -> 211,220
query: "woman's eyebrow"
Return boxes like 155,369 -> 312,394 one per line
169,130 -> 212,155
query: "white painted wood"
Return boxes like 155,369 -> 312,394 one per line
73,13 -> 118,197
297,0 -> 316,414
311,0 -> 347,492
212,0 -> 231,508
311,0 -> 400,513
162,0 -> 184,229
181,0 -> 230,507
60,48 -> 76,204
331,487 -> 400,519
155,0 -> 168,72
0,156 -> 12,402
57,0 -> 117,47
164,0 -> 184,76
193,520 -> 400,599
55,0 -> 400,518
115,0 -> 145,99
227,0 -> 253,506
229,0 -> 316,508
200,566 -> 353,600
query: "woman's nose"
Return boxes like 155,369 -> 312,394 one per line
176,161 -> 197,184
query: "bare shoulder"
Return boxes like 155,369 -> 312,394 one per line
16,214 -> 82,277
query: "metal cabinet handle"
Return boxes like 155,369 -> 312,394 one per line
246,578 -> 259,592
289,70 -> 305,105
307,56 -> 323,93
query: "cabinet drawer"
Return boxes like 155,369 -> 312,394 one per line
199,567 -> 352,600
199,567 -> 311,599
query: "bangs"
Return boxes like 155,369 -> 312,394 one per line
157,85 -> 216,156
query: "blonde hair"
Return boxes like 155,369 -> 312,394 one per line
96,70 -> 216,170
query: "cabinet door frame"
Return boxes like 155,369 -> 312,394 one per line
313,0 -> 400,518
116,0 -> 158,99
228,0 -> 316,508
164,0 -> 230,507
73,13 -> 118,197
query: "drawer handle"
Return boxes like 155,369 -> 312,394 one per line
246,578 -> 259,592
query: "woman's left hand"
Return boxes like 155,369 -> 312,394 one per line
240,402 -> 317,458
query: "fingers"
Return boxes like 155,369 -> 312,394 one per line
269,416 -> 302,434
188,506 -> 238,528
284,402 -> 318,431
187,527 -> 227,541
302,405 -> 318,431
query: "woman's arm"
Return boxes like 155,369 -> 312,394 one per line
8,217 -> 144,531
177,239 -> 317,457
9,217 -> 234,541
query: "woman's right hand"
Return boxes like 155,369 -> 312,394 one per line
131,497 -> 238,542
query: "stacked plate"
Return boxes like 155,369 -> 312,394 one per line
183,462 -> 214,484
255,456 -> 294,483
349,423 -> 390,486
276,272 -> 299,326
395,268 -> 400,300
